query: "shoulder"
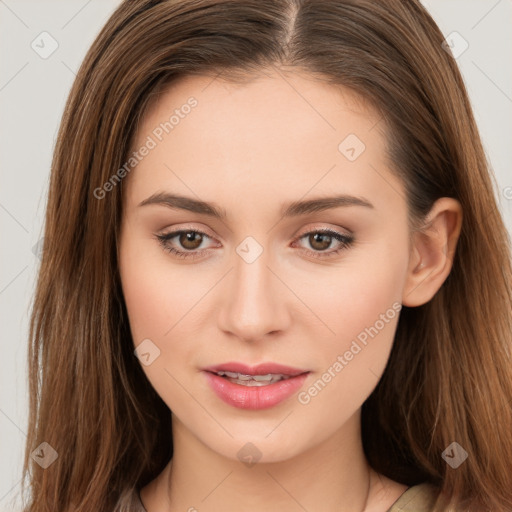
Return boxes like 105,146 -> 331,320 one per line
128,484 -> 437,512
387,483 -> 438,512
113,487 -> 147,512
131,490 -> 147,512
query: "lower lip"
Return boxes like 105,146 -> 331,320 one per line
204,372 -> 309,410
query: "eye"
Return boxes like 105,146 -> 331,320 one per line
292,228 -> 354,259
155,229 -> 218,260
155,227 -> 354,261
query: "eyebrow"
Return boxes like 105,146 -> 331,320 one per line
138,192 -> 374,219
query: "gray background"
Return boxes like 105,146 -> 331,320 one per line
1,1 -> 511,509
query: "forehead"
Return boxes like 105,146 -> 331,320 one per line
124,69 -> 403,215
139,69 -> 381,146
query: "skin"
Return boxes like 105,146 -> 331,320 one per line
118,68 -> 462,512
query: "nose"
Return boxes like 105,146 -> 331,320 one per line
217,245 -> 291,342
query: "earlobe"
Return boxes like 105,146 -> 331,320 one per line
402,197 -> 463,307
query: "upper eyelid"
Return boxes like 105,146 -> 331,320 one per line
158,224 -> 217,240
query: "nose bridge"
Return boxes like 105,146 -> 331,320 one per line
218,237 -> 289,341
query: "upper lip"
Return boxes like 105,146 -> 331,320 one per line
203,361 -> 309,377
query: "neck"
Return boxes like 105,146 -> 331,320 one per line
140,411 -> 399,512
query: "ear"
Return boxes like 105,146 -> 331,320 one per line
402,197 -> 463,307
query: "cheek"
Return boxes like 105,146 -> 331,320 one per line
293,237 -> 408,403
119,234 -> 198,342
119,238 -> 204,413
122,270 -> 176,343
299,235 -> 408,347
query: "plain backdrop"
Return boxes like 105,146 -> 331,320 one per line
1,1 -> 511,510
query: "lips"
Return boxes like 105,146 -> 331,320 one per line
202,361 -> 310,410
203,361 -> 308,377
215,371 -> 289,385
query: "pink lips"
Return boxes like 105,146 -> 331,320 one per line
203,361 -> 310,410
203,361 -> 308,377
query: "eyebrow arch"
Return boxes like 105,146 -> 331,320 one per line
138,192 -> 374,219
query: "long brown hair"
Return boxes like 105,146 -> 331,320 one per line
21,1 -> 512,510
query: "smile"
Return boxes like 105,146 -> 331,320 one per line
203,362 -> 310,410
215,371 -> 292,386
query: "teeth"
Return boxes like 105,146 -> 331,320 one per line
221,371 -> 242,379
252,374 -> 273,381
216,371 -> 290,385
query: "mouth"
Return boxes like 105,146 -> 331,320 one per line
213,370 -> 295,386
202,362 -> 310,410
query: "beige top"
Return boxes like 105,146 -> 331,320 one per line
387,483 -> 437,511
130,482 -> 437,512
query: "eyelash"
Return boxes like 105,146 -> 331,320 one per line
155,227 -> 354,261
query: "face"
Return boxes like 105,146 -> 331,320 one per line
118,69 -> 413,463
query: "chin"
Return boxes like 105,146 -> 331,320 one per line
204,430 -> 310,466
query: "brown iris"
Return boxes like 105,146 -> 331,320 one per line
308,233 -> 332,251
179,231 -> 203,250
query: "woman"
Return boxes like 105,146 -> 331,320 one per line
22,0 -> 512,511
